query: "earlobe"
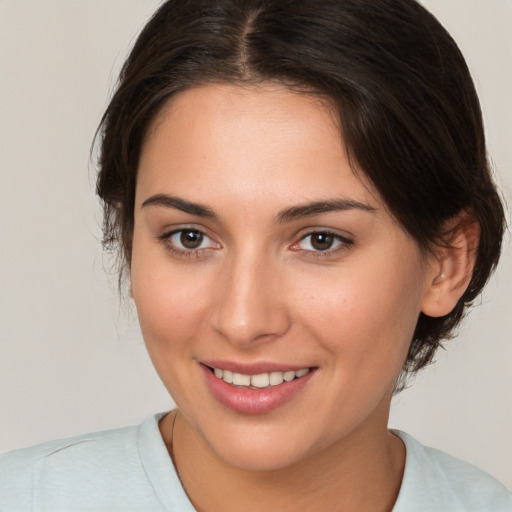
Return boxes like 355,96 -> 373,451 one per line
421,213 -> 479,318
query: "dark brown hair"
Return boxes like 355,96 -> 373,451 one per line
96,0 -> 505,381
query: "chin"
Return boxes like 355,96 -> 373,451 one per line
213,438 -> 311,472
193,416 -> 325,473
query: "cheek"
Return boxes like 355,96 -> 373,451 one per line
130,246 -> 211,355
296,256 -> 425,367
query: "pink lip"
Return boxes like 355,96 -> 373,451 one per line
201,359 -> 310,375
200,363 -> 316,415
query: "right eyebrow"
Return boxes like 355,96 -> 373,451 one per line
141,194 -> 219,220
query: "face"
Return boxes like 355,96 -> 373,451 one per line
131,83 -> 435,471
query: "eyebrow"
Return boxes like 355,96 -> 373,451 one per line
276,199 -> 376,223
141,194 -> 376,223
141,194 -> 219,220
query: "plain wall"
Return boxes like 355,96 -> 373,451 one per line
0,0 -> 511,489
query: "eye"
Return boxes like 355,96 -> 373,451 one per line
171,229 -> 208,250
159,228 -> 220,253
293,231 -> 353,253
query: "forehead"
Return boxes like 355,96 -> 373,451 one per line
137,83 -> 380,211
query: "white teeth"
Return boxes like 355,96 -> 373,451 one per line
232,373 -> 251,386
212,367 -> 310,388
251,373 -> 270,388
269,371 -> 284,386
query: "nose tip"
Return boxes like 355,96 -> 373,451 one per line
214,316 -> 278,346
210,258 -> 291,347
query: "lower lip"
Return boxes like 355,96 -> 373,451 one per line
200,364 -> 315,415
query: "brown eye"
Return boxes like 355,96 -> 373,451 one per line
179,230 -> 204,249
310,233 -> 335,251
161,228 -> 220,257
294,231 -> 352,254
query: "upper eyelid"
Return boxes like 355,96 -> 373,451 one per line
158,224 -> 214,239
157,226 -> 353,250
296,232 -> 352,245
290,229 -> 354,253
160,227 -> 215,241
158,228 -> 221,257
296,227 -> 354,242
299,229 -> 348,239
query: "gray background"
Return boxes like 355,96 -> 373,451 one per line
1,0 -> 511,489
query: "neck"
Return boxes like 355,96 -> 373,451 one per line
160,408 -> 404,512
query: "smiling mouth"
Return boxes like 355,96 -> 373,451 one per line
207,366 -> 312,389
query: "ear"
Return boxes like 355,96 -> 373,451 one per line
421,212 -> 480,318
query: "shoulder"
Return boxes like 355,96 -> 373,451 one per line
393,430 -> 512,512
0,417 -> 157,511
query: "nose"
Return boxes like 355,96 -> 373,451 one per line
210,251 -> 291,347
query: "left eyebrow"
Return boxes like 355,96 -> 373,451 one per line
276,199 -> 376,223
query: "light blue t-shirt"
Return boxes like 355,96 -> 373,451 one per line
1,413 -> 511,511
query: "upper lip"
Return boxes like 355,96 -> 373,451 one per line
200,360 -> 313,375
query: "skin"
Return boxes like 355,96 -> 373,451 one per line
130,83 -> 471,511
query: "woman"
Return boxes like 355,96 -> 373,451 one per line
1,0 -> 511,510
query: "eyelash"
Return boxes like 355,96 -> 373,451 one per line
157,228 -> 220,260
291,231 -> 354,259
157,228 -> 354,260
